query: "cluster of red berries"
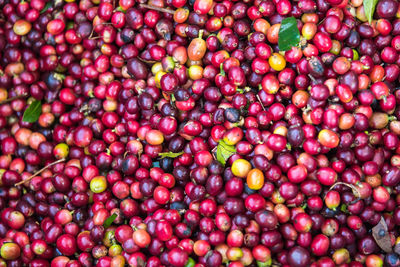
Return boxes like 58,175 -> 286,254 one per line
1,0 -> 400,266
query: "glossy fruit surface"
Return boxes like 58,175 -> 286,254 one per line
0,0 -> 399,266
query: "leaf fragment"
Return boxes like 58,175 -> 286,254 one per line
216,140 -> 236,166
278,17 -> 301,52
159,151 -> 184,159
372,217 -> 393,253
103,213 -> 117,228
40,2 -> 52,14
22,100 -> 42,123
363,0 -> 379,23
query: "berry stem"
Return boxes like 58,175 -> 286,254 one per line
15,158 -> 66,186
139,4 -> 175,14
256,94 -> 266,111
0,94 -> 28,105
326,182 -> 361,199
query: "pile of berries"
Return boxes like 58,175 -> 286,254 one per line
1,0 -> 400,266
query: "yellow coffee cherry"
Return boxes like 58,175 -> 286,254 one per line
231,159 -> 252,178
269,53 -> 286,71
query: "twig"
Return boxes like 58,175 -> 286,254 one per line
15,158 -> 66,186
88,27 -> 96,40
88,36 -> 103,40
256,94 -> 265,111
139,4 -> 175,14
307,74 -> 316,83
326,182 -> 361,199
88,23 -> 115,40
137,57 -> 156,64
0,94 -> 28,105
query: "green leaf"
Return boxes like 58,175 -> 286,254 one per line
363,0 -> 379,23
340,204 -> 348,213
216,140 -> 236,166
103,213 -> 117,228
159,151 -> 184,159
278,17 -> 301,52
115,6 -> 127,13
40,1 -> 52,14
219,63 -> 225,76
256,259 -> 272,267
184,258 -> 195,267
22,100 -> 42,123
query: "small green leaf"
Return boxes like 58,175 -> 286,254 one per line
115,6 -> 127,13
184,257 -> 195,267
340,204 -> 348,213
159,151 -> 184,159
40,1 -> 52,14
363,0 -> 379,23
216,140 -> 236,166
22,100 -> 42,123
256,259 -> 272,267
103,213 -> 117,228
278,17 -> 301,52
219,63 -> 225,76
